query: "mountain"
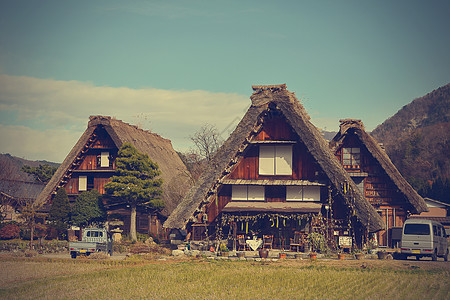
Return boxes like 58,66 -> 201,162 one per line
0,153 -> 60,182
371,83 -> 450,202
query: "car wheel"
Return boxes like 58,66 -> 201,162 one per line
431,250 -> 437,261
71,252 -> 77,259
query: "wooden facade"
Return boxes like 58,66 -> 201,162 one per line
331,119 -> 427,247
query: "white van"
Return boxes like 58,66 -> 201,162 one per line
400,219 -> 448,261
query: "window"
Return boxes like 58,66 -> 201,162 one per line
100,152 -> 110,167
286,186 -> 321,202
404,224 -> 430,235
343,148 -> 360,166
79,176 -> 87,191
232,185 -> 265,201
259,145 -> 293,175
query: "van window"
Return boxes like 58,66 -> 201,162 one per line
87,231 -> 91,237
433,225 -> 438,236
404,224 -> 430,235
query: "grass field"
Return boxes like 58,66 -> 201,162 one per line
0,254 -> 449,299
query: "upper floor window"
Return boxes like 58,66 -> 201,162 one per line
100,151 -> 110,167
259,145 -> 292,175
232,185 -> 265,201
79,176 -> 87,192
343,148 -> 360,166
286,186 -> 321,202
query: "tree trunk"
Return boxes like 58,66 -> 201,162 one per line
130,204 -> 137,242
30,219 -> 35,250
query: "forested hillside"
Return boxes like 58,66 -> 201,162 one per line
371,83 -> 450,203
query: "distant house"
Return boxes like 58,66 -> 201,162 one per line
36,116 -> 192,236
0,179 -> 45,221
330,119 -> 428,247
164,85 -> 384,250
410,198 -> 450,229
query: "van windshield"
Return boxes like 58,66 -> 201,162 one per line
404,224 -> 430,235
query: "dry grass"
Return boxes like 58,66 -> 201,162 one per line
0,254 -> 448,299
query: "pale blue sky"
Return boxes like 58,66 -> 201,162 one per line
0,0 -> 449,162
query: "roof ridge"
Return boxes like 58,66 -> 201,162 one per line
88,115 -> 166,141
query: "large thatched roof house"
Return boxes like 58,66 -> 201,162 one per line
330,119 -> 427,247
164,85 -> 384,250
36,116 -> 191,236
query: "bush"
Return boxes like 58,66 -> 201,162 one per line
0,223 -> 21,240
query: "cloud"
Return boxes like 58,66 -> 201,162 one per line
0,74 -> 249,162
0,124 -> 81,162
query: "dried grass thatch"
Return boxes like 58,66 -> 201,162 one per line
36,116 -> 191,216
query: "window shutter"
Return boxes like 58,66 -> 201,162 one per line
248,186 -> 265,201
232,185 -> 248,201
286,186 -> 303,201
259,146 -> 275,175
100,152 -> 109,167
275,145 -> 292,175
303,186 -> 320,201
79,176 -> 87,192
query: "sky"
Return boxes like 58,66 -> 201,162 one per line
0,0 -> 449,163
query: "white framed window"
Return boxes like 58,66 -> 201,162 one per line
286,186 -> 320,202
100,152 -> 110,167
79,176 -> 87,192
259,145 -> 293,175
232,185 -> 265,201
343,148 -> 360,166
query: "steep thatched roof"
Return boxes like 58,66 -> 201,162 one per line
36,116 -> 191,216
0,179 -> 45,205
329,119 -> 428,214
164,85 -> 384,232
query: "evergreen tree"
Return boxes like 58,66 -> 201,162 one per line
104,143 -> 163,241
22,164 -> 57,183
49,188 -> 71,239
71,190 -> 106,227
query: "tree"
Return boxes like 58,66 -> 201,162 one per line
71,190 -> 106,227
190,123 -> 223,162
21,164 -> 57,183
48,188 -> 71,239
20,201 -> 46,249
104,143 -> 163,241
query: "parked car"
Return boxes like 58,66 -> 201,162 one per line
399,219 -> 448,261
69,227 -> 113,258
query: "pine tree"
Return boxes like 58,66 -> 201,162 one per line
104,143 -> 163,241
49,188 -> 71,239
71,190 -> 106,227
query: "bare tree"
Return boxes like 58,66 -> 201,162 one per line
190,124 -> 223,162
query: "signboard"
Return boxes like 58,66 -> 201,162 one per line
339,236 -> 352,247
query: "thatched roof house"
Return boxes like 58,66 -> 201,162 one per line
37,116 -> 191,233
330,119 -> 427,214
164,85 -> 384,235
329,119 -> 428,247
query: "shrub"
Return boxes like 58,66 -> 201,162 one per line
0,223 -> 21,240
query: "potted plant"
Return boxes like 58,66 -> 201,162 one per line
377,250 -> 388,260
354,249 -> 364,260
338,251 -> 345,260
279,251 -> 287,259
237,251 -> 245,258
219,243 -> 229,257
259,249 -> 269,259
309,252 -> 317,260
